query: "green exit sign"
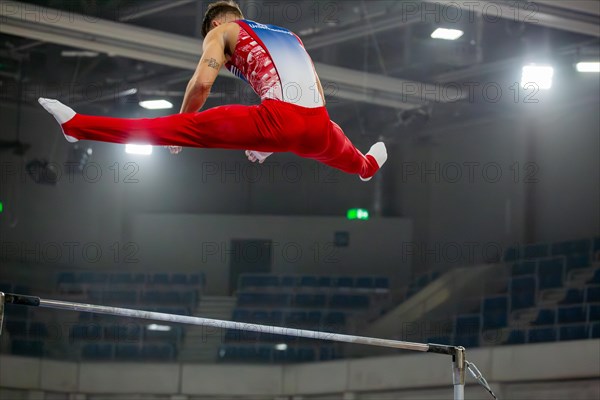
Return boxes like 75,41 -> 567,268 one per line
0,202 -> 3,213
347,208 -> 369,220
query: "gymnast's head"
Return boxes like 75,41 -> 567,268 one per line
202,1 -> 244,38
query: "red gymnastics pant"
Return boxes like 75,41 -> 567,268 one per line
62,99 -> 380,179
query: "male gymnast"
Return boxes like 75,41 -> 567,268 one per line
38,0 -> 387,181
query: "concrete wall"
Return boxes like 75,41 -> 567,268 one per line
128,214 -> 412,294
1,340 -> 599,398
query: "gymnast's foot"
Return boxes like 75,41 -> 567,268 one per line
38,98 -> 78,143
360,142 -> 388,182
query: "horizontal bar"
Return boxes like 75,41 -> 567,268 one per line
0,293 -> 453,354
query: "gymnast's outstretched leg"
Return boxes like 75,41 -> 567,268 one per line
302,120 -> 388,181
38,98 -> 285,152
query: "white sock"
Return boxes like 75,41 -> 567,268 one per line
38,98 -> 78,143
360,142 -> 388,182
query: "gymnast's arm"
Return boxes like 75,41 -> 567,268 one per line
180,28 -> 226,114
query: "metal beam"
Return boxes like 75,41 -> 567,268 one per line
0,1 -> 463,109
303,10 -> 421,50
119,0 -> 196,22
421,0 -> 600,37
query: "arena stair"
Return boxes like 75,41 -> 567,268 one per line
179,295 -> 237,363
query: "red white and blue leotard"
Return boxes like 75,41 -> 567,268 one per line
226,20 -> 324,108
59,20 -> 380,179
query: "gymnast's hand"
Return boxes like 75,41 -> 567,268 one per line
166,146 -> 183,155
245,150 -> 272,164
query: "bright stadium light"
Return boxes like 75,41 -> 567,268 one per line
576,62 -> 600,73
139,99 -> 173,110
126,144 -> 153,155
147,324 -> 171,332
274,343 -> 288,351
521,65 -> 554,90
431,28 -> 464,41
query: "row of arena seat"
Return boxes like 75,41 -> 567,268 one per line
430,322 -> 600,349
504,237 -> 600,262
236,292 -> 371,308
238,274 -> 390,292
83,289 -> 199,306
57,272 -> 205,286
456,302 -> 600,334
80,342 -> 176,361
218,344 -> 338,363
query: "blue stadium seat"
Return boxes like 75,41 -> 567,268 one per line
558,306 -> 587,324
588,305 -> 600,321
482,296 -> 508,329
240,275 -> 277,288
586,286 -> 600,302
504,247 -> 520,262
588,270 -> 600,285
233,309 -> 251,322
6,320 -> 27,336
454,334 -> 479,348
295,294 -> 326,307
270,311 -> 284,325
319,346 -> 336,361
82,343 -> 113,360
250,310 -> 270,324
57,272 -> 76,284
151,273 -> 170,285
454,315 -> 481,336
532,309 -> 555,325
104,325 -> 142,341
352,295 -> 370,308
559,325 -> 588,341
80,272 -> 108,284
560,289 -> 584,304
504,330 -> 526,345
552,239 -> 591,256
190,273 -> 204,285
11,339 -> 44,357
528,327 -> 557,343
70,324 -> 102,341
510,276 -> 536,310
297,347 -> 316,362
28,322 -> 49,339
524,243 -> 548,259
427,336 -> 452,345
300,276 -> 318,287
336,277 -> 354,289
538,258 -> 564,289
104,291 -> 137,304
273,347 -> 296,362
218,345 -> 237,361
285,311 -> 308,326
324,312 -> 346,328
591,323 -> 600,338
142,344 -> 175,360
317,276 -> 332,288
566,253 -> 591,273
171,274 -> 188,284
374,277 -> 390,290
306,311 -> 323,327
280,276 -> 296,287
109,273 -> 133,284
356,277 -> 374,289
512,261 -> 536,276
115,343 -> 140,360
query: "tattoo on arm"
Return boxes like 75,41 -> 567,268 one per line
204,58 -> 221,70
